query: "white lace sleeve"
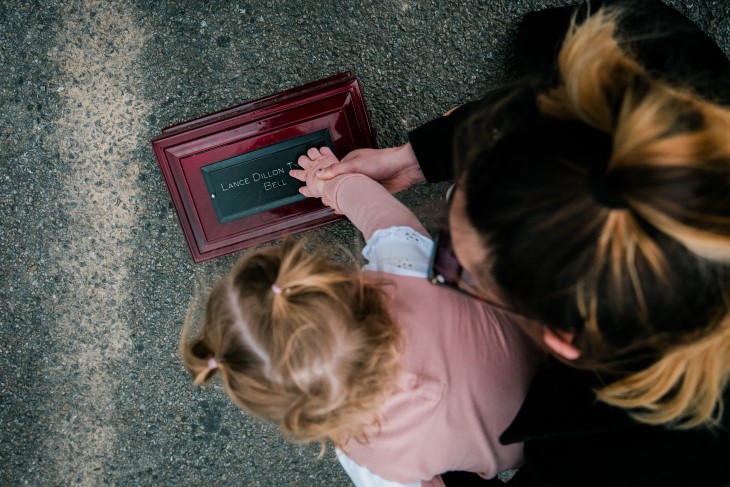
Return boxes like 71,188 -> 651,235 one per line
336,449 -> 421,487
362,226 -> 434,278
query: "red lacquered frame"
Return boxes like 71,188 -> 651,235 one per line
151,72 -> 376,262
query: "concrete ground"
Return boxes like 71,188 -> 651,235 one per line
1,0 -> 727,485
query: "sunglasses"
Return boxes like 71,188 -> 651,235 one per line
427,228 -> 488,302
428,183 -> 485,300
428,226 -> 528,319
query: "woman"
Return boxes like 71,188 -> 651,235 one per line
311,1 -> 730,485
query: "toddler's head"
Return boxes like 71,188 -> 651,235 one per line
180,239 -> 401,445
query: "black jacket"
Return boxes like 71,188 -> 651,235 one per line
501,359 -> 730,486
409,1 -> 730,485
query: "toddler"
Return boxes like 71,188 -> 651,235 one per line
180,147 -> 537,487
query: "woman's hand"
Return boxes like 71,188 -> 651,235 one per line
289,146 -> 339,198
315,142 -> 425,193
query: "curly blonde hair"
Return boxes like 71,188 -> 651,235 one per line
180,239 -> 402,446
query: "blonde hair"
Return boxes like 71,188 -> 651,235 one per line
180,239 -> 401,446
457,7 -> 730,427
550,8 -> 730,428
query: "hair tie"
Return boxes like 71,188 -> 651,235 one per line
271,284 -> 283,294
588,167 -> 628,209
564,121 -> 628,210
193,357 -> 219,385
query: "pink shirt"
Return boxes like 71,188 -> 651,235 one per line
321,174 -> 537,486
343,274 -> 536,486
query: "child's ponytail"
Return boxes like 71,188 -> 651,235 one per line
265,238 -> 356,324
180,280 -> 226,386
180,239 -> 402,445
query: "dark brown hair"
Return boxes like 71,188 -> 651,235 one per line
456,8 -> 730,427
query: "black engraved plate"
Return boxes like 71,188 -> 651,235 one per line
201,130 -> 333,224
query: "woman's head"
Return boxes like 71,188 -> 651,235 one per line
452,8 -> 730,427
180,239 -> 401,445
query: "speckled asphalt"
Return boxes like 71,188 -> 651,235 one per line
1,1 -> 727,485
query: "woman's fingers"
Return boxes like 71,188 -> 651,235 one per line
317,160 -> 360,179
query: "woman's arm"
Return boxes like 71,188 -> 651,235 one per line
314,142 -> 425,193
315,100 -> 483,187
320,0 -> 730,190
405,99 -> 483,183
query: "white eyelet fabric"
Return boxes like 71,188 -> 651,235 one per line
336,449 -> 422,487
362,226 -> 434,278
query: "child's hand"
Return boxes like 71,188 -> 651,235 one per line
289,146 -> 339,198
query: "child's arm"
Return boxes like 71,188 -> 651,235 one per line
290,147 -> 428,241
322,173 -> 428,241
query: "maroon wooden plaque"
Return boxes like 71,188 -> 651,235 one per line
152,72 -> 376,262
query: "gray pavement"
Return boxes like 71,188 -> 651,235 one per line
1,0 -> 728,485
